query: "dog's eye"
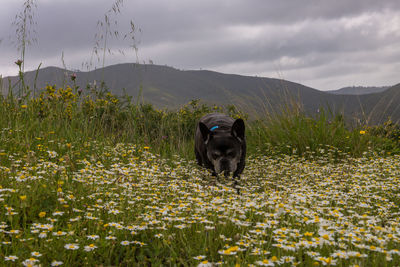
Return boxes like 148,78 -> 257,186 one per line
211,153 -> 219,159
227,151 -> 236,157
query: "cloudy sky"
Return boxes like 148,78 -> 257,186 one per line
1,0 -> 400,91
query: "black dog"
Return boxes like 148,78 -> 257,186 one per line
195,113 -> 246,179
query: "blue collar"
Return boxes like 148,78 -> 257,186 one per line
210,125 -> 219,131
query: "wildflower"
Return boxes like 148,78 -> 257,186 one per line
198,261 -> 213,267
193,255 -> 207,260
84,244 -> 97,252
19,195 -> 27,200
51,260 -> 63,266
108,209 -> 121,215
5,255 -> 18,261
174,224 -> 187,229
39,232 -> 47,238
317,257 -> 336,266
218,246 -> 239,255
87,234 -> 99,240
155,233 -> 163,238
21,105 -> 27,109
15,60 -> 23,66
64,243 -> 79,250
53,231 -> 67,236
31,251 -> 42,257
22,258 -> 39,266
47,151 -> 58,158
255,259 -> 274,266
38,211 -> 46,218
121,241 -> 130,246
359,130 -> 366,135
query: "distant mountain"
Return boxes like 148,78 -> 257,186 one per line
2,63 -> 400,124
328,86 -> 390,95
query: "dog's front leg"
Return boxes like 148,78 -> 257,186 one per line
211,171 -> 220,182
232,173 -> 241,194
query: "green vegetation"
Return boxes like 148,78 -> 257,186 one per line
1,1 -> 400,265
249,105 -> 400,158
1,81 -> 398,160
1,79 -> 400,265
1,88 -> 400,265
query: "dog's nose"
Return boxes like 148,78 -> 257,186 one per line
220,159 -> 229,170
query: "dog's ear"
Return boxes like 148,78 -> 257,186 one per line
231,118 -> 245,142
199,122 -> 212,143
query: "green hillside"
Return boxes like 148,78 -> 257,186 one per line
2,63 -> 400,124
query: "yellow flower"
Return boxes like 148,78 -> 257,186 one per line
323,257 -> 332,264
359,130 -> 366,135
304,232 -> 313,237
220,246 -> 239,255
21,105 -> 27,109
39,212 -> 46,218
19,195 -> 27,201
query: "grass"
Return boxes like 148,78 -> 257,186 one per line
2,81 -> 398,159
1,83 -> 400,266
1,133 -> 400,266
3,1 -> 399,265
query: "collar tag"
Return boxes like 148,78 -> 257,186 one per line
210,125 -> 219,131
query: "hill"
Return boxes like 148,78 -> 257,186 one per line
2,63 -> 400,124
328,86 -> 390,95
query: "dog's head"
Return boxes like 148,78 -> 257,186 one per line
198,118 -> 245,176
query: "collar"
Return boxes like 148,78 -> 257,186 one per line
210,125 -> 219,131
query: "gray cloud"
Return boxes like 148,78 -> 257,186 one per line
1,0 -> 400,90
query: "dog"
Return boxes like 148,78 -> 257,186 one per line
195,113 -> 246,179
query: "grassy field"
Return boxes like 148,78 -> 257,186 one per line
1,85 -> 400,266
3,1 -> 400,265
1,137 -> 400,266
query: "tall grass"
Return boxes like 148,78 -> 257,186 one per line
11,0 -> 37,97
1,79 -> 397,161
247,105 -> 391,158
0,81 -> 237,159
